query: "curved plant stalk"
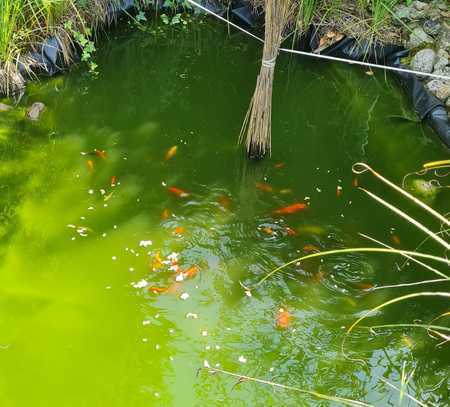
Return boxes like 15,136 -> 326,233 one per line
359,187 -> 450,251
346,292 -> 450,334
352,162 -> 450,227
422,160 -> 450,170
402,165 -> 450,189
426,311 -> 450,345
373,278 -> 450,290
380,378 -> 428,407
342,292 -> 450,361
200,367 -> 374,407
256,248 -> 450,286
399,228 -> 450,271
358,232 -> 440,275
428,329 -> 450,347
367,323 -> 450,333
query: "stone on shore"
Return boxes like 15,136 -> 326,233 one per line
411,49 -> 437,74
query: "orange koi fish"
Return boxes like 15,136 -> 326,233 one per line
303,244 -> 320,253
218,195 -> 231,210
183,265 -> 200,279
274,203 -> 307,215
174,226 -> 185,235
152,251 -> 163,270
262,227 -> 273,235
161,208 -> 171,220
285,227 -> 297,236
276,308 -> 292,329
391,234 -> 401,245
273,162 -> 286,169
148,286 -> 167,294
256,182 -> 274,193
165,145 -> 178,161
111,175 -> 117,187
352,178 -> 359,187
355,282 -> 374,290
168,187 -> 189,198
336,185 -> 342,197
87,159 -> 94,173
312,270 -> 325,283
95,149 -> 107,159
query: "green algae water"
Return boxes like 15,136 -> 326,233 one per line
0,21 -> 449,406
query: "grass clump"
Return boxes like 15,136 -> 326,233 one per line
0,0 -> 127,95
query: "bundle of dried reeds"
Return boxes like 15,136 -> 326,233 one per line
239,0 -> 294,159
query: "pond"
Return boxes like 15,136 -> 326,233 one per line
0,20 -> 448,406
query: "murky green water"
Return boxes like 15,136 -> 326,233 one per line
0,21 -> 449,406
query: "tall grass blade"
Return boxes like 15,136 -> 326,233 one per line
359,187 -> 450,251
352,163 -> 450,227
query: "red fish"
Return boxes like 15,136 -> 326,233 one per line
168,187 -> 189,198
276,308 -> 292,329
111,175 -> 117,187
183,265 -> 200,279
174,226 -> 185,235
148,286 -> 167,294
336,185 -> 342,197
218,195 -> 231,210
95,149 -> 107,159
303,244 -> 320,253
165,145 -> 178,161
152,251 -> 163,270
355,282 -> 374,290
86,159 -> 94,174
312,271 -> 325,283
274,203 -> 307,215
161,208 -> 171,220
285,227 -> 297,236
273,162 -> 286,169
262,227 -> 273,235
256,182 -> 274,193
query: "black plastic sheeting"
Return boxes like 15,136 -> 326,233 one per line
221,2 -> 449,149
5,0 -> 449,149
305,34 -> 450,148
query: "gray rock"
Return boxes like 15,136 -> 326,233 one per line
426,80 -> 450,101
411,49 -> 437,73
433,49 -> 449,72
437,25 -> 450,52
431,0 -> 447,11
433,67 -> 450,78
27,102 -> 45,121
423,19 -> 441,37
0,103 -> 12,112
394,5 -> 412,22
413,1 -> 428,11
410,8 -> 427,20
446,97 -> 450,109
408,27 -> 434,48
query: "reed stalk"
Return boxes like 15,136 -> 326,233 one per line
239,0 -> 294,159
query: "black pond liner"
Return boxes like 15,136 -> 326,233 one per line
224,2 -> 449,149
4,0 -> 449,150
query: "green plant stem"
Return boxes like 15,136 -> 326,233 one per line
257,248 -> 450,286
